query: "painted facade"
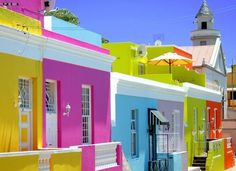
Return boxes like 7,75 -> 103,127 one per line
0,0 -> 44,22
105,41 -> 229,171
111,73 -> 187,171
181,0 -> 227,118
43,58 -> 111,147
44,16 -> 102,46
0,8 -> 43,152
0,6 -> 122,171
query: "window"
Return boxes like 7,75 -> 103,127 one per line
131,109 -> 138,157
201,22 -> 207,29
45,81 -> 56,113
229,91 -> 236,100
200,41 -> 207,46
82,85 -> 92,144
138,63 -> 145,75
18,78 -> 31,109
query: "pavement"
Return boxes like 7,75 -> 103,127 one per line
225,159 -> 236,171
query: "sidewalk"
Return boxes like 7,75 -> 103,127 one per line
225,159 -> 236,171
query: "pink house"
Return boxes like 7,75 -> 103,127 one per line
42,30 -> 122,171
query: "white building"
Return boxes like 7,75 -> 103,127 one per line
181,0 -> 227,118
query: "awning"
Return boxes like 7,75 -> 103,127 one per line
150,110 -> 169,124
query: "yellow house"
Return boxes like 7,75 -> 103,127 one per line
0,7 -> 42,152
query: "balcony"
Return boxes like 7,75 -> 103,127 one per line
140,65 -> 205,87
0,148 -> 82,171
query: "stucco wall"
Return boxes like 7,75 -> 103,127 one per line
112,94 -> 157,171
43,58 -> 111,147
0,0 -> 43,23
0,52 -> 42,152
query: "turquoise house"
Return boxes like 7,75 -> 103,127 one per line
44,16 -> 102,46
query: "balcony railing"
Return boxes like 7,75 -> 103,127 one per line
157,133 -> 181,153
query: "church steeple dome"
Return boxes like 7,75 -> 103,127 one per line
195,0 -> 213,18
190,0 -> 221,46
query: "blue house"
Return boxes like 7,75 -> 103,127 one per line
111,73 -> 188,171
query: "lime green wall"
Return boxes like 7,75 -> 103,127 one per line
206,139 -> 224,171
103,42 -> 148,75
184,97 -> 206,165
146,46 -> 174,60
103,42 -> 205,86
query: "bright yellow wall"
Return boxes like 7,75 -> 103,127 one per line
51,152 -> 82,171
0,52 -> 42,152
0,154 -> 38,171
0,7 -> 41,35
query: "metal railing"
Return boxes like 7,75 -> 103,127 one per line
157,133 -> 180,153
149,159 -> 169,171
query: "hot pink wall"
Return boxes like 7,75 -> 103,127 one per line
43,58 -> 111,147
43,29 -> 110,55
0,0 -> 44,22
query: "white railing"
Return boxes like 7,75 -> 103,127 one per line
157,133 -> 180,153
95,142 -> 120,170
0,148 -> 82,171
226,137 -> 232,149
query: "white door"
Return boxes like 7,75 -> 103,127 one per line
45,81 -> 58,148
18,78 -> 32,151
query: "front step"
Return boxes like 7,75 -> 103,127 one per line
192,156 -> 207,171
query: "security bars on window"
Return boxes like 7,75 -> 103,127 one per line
82,85 -> 91,144
45,81 -> 56,113
18,78 -> 31,109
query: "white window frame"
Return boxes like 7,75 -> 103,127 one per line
45,81 -> 57,114
214,108 -> 217,138
193,108 -> 198,141
207,107 -> 211,139
131,109 -> 138,158
18,78 -> 33,150
18,78 -> 32,110
82,85 -> 92,144
138,63 -> 145,75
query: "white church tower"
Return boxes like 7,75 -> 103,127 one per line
191,0 -> 221,46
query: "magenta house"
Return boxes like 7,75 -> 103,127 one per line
41,30 -> 122,170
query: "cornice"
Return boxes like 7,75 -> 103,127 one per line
0,25 -> 115,72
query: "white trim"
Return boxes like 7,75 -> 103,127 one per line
82,85 -> 92,144
0,25 -> 115,72
111,73 -> 185,102
183,82 -> 222,102
111,73 -> 185,126
210,38 -> 221,67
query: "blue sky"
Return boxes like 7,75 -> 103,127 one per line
55,0 -> 236,67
